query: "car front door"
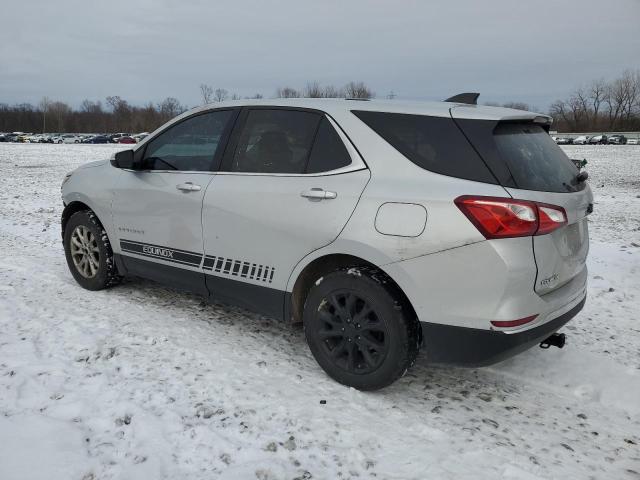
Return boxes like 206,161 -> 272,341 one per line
201,108 -> 370,318
111,108 -> 238,295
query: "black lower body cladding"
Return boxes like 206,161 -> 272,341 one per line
421,297 -> 586,366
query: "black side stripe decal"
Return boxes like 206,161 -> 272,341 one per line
120,240 -> 202,267
203,255 -> 275,284
120,239 -> 275,283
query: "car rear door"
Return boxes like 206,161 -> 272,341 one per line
452,115 -> 593,295
201,108 -> 370,318
111,108 -> 238,295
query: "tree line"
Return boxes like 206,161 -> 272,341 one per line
2,72 -> 639,133
549,69 -> 640,132
0,81 -> 374,134
0,96 -> 188,134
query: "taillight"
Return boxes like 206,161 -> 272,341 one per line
455,196 -> 567,239
536,203 -> 568,235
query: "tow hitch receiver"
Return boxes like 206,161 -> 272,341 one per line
540,333 -> 566,349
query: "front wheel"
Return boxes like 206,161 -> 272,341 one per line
63,210 -> 122,290
303,267 -> 421,390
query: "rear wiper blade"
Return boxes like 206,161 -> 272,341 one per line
571,158 -> 588,169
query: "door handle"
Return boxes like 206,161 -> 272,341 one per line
176,182 -> 201,192
301,188 -> 337,201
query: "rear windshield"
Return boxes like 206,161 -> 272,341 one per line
493,123 -> 582,193
352,111 -> 497,184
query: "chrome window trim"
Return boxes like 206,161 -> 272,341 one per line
214,165 -> 368,177
126,112 -> 368,177
121,170 -> 216,175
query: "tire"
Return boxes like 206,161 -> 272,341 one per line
303,267 -> 421,390
63,210 -> 122,290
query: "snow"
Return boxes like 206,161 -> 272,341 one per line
1,143 -> 639,479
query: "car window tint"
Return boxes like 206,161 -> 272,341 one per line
352,110 -> 496,184
306,118 -> 352,173
231,109 -> 321,174
492,123 -> 582,192
142,110 -> 233,171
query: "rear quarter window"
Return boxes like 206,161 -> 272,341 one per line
352,110 -> 497,184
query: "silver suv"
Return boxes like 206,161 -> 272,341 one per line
61,98 -> 592,390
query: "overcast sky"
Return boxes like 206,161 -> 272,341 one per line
2,0 -> 639,111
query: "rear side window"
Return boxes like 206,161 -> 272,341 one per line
306,118 -> 352,173
352,111 -> 496,184
492,123 -> 581,193
231,109 -> 321,174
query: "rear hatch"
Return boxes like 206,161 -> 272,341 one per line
451,109 -> 593,295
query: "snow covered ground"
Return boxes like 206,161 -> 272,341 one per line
0,143 -> 639,480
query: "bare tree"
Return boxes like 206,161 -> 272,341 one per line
344,81 -> 374,99
604,78 -> 626,129
304,82 -> 324,98
106,96 -> 124,112
214,88 -> 228,102
48,101 -> 72,132
39,96 -> 50,133
573,88 -> 591,124
200,84 -> 214,104
323,85 -> 344,98
589,79 -> 607,122
157,97 -> 185,122
276,87 -> 300,98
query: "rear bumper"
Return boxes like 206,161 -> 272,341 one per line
421,296 -> 585,366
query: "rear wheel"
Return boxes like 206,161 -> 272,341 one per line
303,267 -> 420,390
63,210 -> 122,290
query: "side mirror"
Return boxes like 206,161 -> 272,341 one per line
111,149 -> 136,169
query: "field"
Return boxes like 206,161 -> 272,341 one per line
0,143 -> 639,480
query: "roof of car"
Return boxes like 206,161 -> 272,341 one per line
183,98 -> 545,122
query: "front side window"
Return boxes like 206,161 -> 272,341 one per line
231,109 -> 321,174
142,110 -> 234,171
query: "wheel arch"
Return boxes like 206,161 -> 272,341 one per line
61,201 -> 106,241
287,252 -> 418,328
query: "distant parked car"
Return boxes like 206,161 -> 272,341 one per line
0,134 -> 6,142
588,135 -> 607,145
84,135 -> 110,144
109,133 -> 131,143
62,134 -> 82,144
608,135 -> 627,145
627,138 -> 639,145
117,136 -> 136,144
556,137 -> 573,145
573,135 -> 590,145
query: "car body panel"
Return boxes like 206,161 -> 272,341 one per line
504,186 -> 592,295
110,170 -> 215,295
